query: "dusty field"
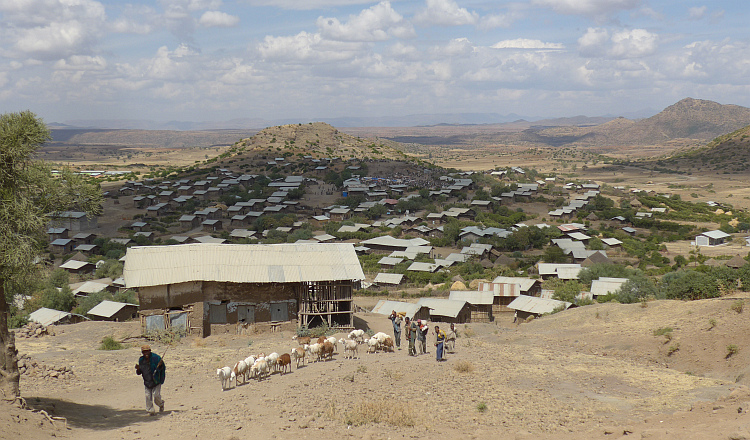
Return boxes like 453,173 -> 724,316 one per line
7,294 -> 750,440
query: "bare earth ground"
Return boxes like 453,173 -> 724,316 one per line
6,295 -> 750,440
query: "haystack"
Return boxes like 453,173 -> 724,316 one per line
450,281 -> 467,290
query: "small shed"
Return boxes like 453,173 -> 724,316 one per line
371,300 -> 429,321
507,295 -> 572,321
590,277 -> 629,298
29,307 -> 89,327
448,291 -> 494,322
59,259 -> 95,274
696,230 -> 731,247
87,300 -> 139,322
416,298 -> 472,323
373,273 -> 404,286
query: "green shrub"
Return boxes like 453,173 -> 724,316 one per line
99,335 -> 124,350
731,300 -> 744,314
727,344 -> 739,358
477,402 -> 487,413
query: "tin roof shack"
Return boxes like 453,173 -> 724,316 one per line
696,230 -> 731,247
371,300 -> 429,321
478,281 -> 522,313
448,291 -> 494,322
590,277 -> 629,299
87,300 -> 138,321
507,295 -> 573,321
48,211 -> 98,232
29,307 -> 89,327
416,298 -> 472,324
124,243 -> 364,337
490,276 -> 542,296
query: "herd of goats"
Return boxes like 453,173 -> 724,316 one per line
216,329 -> 394,389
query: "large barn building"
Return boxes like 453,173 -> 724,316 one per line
124,243 -> 365,337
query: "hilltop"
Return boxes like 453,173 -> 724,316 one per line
652,123 -> 750,173
229,122 -> 410,162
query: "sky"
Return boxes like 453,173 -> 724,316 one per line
1,0 -> 749,125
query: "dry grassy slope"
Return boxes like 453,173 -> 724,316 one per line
520,294 -> 750,384
234,122 -> 409,161
48,128 -> 253,149
655,123 -> 750,172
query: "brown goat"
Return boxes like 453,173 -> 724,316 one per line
277,353 -> 292,374
293,336 -> 312,345
321,341 -> 334,361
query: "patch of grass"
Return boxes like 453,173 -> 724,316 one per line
708,318 -> 717,330
727,344 -> 739,358
653,327 -> 673,342
477,402 -> 487,413
462,326 -> 475,338
98,336 -> 124,350
383,369 -> 403,380
453,360 -> 474,373
344,399 -> 415,427
356,365 -> 367,374
146,328 -> 186,345
731,300 -> 744,314
667,343 -> 680,356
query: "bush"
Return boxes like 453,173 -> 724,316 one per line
99,335 -> 124,350
731,300 -> 744,314
727,344 -> 739,358
477,402 -> 487,413
344,399 -> 414,427
453,360 -> 474,373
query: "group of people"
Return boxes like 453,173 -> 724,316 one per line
389,311 -> 456,361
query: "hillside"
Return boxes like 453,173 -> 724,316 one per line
230,122 -> 410,161
48,128 -> 254,149
654,123 -> 750,173
528,98 -> 750,147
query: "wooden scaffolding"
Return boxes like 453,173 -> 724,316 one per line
296,280 -> 354,330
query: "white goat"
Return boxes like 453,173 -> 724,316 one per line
266,352 -> 280,373
348,329 -> 365,343
339,338 -> 358,359
217,366 -> 233,390
307,343 -> 323,362
366,337 -> 379,353
251,358 -> 270,381
325,336 -> 338,353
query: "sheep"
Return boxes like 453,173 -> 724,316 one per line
307,343 -> 322,362
382,336 -> 394,352
366,337 -> 379,353
231,360 -> 249,385
291,347 -> 306,368
321,341 -> 334,361
339,338 -> 358,359
325,336 -> 338,352
348,329 -> 365,343
317,336 -> 327,344
244,355 -> 256,368
251,358 -> 270,381
277,353 -> 292,375
266,352 -> 280,373
292,335 -> 312,345
217,366 -> 233,390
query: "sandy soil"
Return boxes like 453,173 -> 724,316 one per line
6,294 -> 750,440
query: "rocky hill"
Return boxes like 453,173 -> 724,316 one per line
655,123 -> 750,173
528,98 -> 750,147
232,122 -> 409,161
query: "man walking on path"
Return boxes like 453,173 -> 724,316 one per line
417,320 -> 428,355
389,311 -> 402,350
434,326 -> 446,361
135,344 -> 166,416
445,323 -> 457,354
406,317 -> 417,356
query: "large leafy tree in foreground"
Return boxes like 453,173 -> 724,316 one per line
0,111 -> 102,399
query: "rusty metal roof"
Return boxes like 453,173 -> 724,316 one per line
124,243 -> 365,288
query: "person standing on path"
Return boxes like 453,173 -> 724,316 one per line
445,323 -> 457,354
135,344 -> 166,416
406,317 -> 417,356
389,311 -> 403,350
434,326 -> 446,362
417,320 -> 428,355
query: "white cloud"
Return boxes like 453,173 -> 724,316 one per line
688,6 -> 707,19
110,4 -> 156,34
440,38 -> 476,57
1,0 -> 107,60
54,55 -> 107,71
240,0 -> 378,10
386,42 -> 419,59
414,0 -> 478,26
199,11 -> 240,27
316,2 -> 415,42
578,27 -> 657,59
492,39 -> 564,50
478,13 -> 515,30
258,31 -> 365,63
533,0 -> 641,18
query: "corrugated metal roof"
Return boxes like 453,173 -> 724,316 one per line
449,291 -> 494,305
590,278 -> 628,296
507,295 -> 572,315
88,300 -> 138,318
406,262 -> 439,272
416,298 -> 468,318
378,256 -> 403,265
28,308 -> 87,326
374,273 -> 404,285
71,281 -> 110,295
124,243 -> 365,288
537,263 -> 581,276
701,230 -> 731,239
59,260 -> 92,270
371,300 -> 424,319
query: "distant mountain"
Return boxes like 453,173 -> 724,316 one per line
530,98 -> 750,147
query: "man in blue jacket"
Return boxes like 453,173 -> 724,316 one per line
135,344 -> 165,415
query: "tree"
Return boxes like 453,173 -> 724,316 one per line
0,111 -> 102,399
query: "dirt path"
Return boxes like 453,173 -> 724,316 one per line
7,297 -> 750,440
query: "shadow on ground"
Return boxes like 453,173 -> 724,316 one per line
27,397 -> 177,430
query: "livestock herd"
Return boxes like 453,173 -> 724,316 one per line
216,329 -> 395,390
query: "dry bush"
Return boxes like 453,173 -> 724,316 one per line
383,369 -> 403,380
525,316 -> 535,323
344,399 -> 415,427
453,360 -> 474,373
462,326 -> 476,338
190,337 -> 206,348
731,300 -> 744,314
